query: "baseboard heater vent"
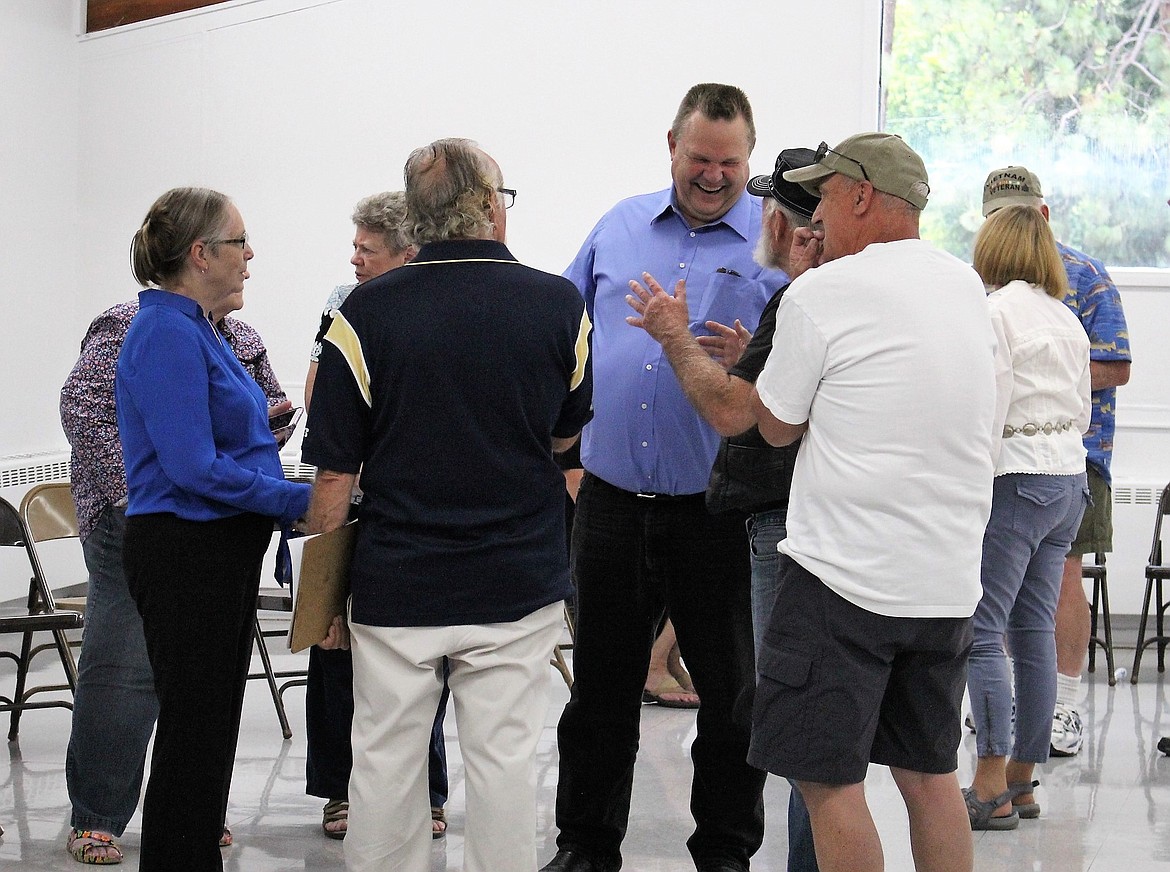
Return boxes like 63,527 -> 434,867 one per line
1,454 -> 312,492
1113,484 -> 1164,507
0,454 -> 71,490
281,462 -> 316,482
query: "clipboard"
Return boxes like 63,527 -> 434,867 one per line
287,520 -> 358,653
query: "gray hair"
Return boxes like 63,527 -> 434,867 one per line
404,138 -> 499,243
351,191 -> 414,253
130,187 -> 232,287
767,196 -> 812,230
875,188 -> 924,216
754,198 -> 812,269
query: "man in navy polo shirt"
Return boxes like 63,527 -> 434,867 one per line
303,138 -> 593,872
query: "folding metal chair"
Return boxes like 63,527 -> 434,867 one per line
249,585 -> 308,740
1132,483 -> 1170,683
1083,551 -> 1115,685
0,492 -> 83,740
19,483 -> 88,614
550,604 -> 575,688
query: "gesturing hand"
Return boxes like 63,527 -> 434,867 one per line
697,319 -> 751,371
625,272 -> 692,343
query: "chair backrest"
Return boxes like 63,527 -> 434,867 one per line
20,483 -> 79,544
17,483 -> 80,612
1,492 -> 68,613
1149,483 -> 1170,565
0,496 -> 29,549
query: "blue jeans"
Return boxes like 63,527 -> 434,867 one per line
554,474 -> 764,871
968,473 -> 1088,763
66,505 -> 158,836
747,510 -> 786,648
748,511 -> 818,872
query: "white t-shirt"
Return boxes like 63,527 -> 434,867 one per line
988,280 -> 1091,476
756,238 -> 997,618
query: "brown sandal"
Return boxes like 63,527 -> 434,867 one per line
67,828 -> 124,865
322,800 -> 348,840
431,806 -> 446,839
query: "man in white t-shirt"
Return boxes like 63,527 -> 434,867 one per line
747,133 -> 998,872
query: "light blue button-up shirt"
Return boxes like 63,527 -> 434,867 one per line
565,187 -> 786,495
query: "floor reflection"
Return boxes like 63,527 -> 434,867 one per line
2,649 -> 1169,870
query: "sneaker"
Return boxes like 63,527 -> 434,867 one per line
1050,704 -> 1084,757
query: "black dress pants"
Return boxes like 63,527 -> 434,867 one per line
553,474 -> 765,870
125,511 -> 272,872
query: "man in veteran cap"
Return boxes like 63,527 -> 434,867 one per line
744,133 -> 998,872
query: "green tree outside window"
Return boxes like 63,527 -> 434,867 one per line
883,0 -> 1170,266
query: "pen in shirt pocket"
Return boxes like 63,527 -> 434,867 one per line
715,267 -> 742,277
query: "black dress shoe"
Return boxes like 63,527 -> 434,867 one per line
540,849 -> 608,872
695,862 -> 749,872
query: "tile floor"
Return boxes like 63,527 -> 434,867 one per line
2,634 -> 1169,871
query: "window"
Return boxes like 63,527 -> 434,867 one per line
882,0 -> 1170,267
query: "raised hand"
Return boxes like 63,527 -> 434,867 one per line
789,224 -> 825,278
625,272 -> 690,342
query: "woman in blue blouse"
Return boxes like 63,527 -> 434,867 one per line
116,187 -> 311,872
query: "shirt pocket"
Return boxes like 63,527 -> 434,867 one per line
691,271 -> 767,331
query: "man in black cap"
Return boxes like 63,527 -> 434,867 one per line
626,147 -> 823,872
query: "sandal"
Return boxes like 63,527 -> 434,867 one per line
67,828 -> 124,865
431,806 -> 447,840
1009,779 -> 1041,819
641,678 -> 700,709
962,786 -> 1019,831
322,800 -> 348,840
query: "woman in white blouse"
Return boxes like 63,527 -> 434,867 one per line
963,205 -> 1091,830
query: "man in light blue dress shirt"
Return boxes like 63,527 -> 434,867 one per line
543,83 -> 785,872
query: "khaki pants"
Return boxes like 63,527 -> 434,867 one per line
344,601 -> 563,872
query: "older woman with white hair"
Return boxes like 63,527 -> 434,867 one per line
301,193 -> 453,841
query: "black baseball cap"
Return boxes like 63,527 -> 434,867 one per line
746,147 -> 821,218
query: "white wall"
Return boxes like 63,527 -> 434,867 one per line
0,0 -> 82,457
69,0 -> 882,392
0,0 -> 879,600
1103,272 -> 1170,616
